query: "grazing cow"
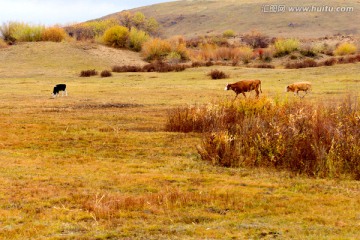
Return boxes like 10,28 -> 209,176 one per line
224,80 -> 262,99
52,84 -> 67,97
286,81 -> 312,98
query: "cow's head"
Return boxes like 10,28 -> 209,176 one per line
286,85 -> 294,92
224,83 -> 231,91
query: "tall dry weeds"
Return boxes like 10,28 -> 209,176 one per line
166,97 -> 360,179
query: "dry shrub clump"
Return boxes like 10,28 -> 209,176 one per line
112,61 -> 187,73
285,59 -> 318,69
80,69 -> 98,77
100,70 -> 112,77
141,38 -> 172,61
112,65 -> 143,72
41,27 -> 67,42
254,63 -> 275,69
166,97 -> 360,179
208,69 -> 229,79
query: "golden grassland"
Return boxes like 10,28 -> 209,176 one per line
0,42 -> 360,239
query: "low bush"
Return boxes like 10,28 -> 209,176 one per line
208,69 -> 229,79
274,38 -> 300,57
242,31 -> 271,48
142,61 -> 187,72
112,61 -> 188,73
254,63 -> 275,69
41,27 -> 67,42
80,69 -> 98,77
223,29 -> 236,38
334,42 -> 357,56
285,59 -> 317,69
234,46 -> 254,64
320,57 -> 337,66
112,65 -> 143,72
102,26 -> 129,48
100,70 -> 112,77
165,97 -> 360,179
128,27 -> 149,52
141,38 -> 172,61
11,22 -> 44,42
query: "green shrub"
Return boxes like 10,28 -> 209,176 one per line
334,42 -> 357,56
12,22 -> 44,42
141,38 -> 172,61
128,27 -> 149,52
102,25 -> 129,48
223,29 -> 236,38
274,38 -> 300,57
166,51 -> 182,64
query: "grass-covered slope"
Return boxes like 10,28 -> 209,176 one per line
102,0 -> 360,38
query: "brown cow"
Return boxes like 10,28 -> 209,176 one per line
224,80 -> 262,99
286,81 -> 312,98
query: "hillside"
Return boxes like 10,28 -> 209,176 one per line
104,0 -> 360,38
0,42 -> 147,78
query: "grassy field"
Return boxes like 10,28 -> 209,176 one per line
0,42 -> 360,239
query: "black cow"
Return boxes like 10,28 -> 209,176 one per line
52,84 -> 67,97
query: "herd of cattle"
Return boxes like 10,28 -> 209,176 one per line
52,81 -> 312,99
224,80 -> 311,99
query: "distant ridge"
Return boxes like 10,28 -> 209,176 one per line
101,0 -> 360,38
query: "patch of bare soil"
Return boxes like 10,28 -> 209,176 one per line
74,42 -> 148,67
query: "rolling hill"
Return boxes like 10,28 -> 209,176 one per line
103,0 -> 360,38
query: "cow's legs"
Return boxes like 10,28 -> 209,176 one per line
255,89 -> 260,98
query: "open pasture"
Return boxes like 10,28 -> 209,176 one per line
0,43 -> 360,239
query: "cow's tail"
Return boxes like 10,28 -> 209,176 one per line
259,81 -> 262,93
